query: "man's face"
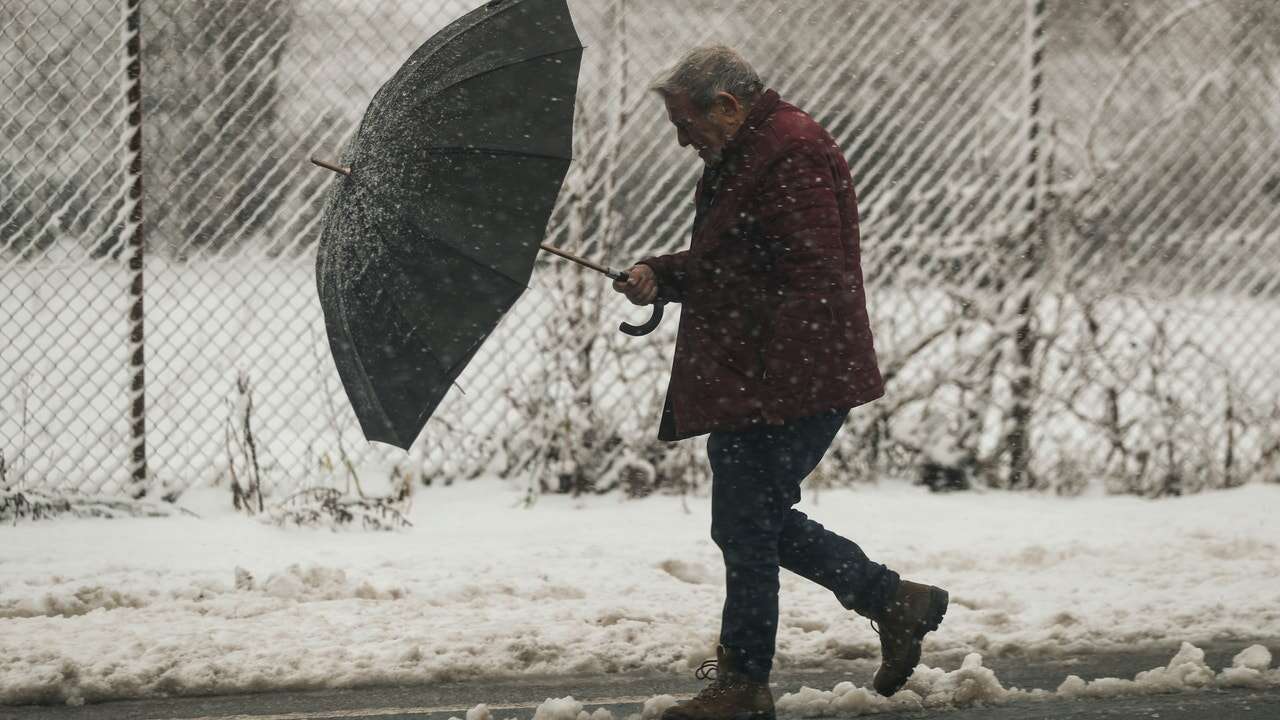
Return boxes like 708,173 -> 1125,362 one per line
663,92 -> 734,166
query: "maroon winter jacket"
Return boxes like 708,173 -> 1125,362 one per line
640,89 -> 884,441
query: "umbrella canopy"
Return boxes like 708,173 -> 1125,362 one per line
316,0 -> 583,449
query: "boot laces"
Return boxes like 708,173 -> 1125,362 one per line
690,658 -> 728,699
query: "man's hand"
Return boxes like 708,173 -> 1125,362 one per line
612,264 -> 658,306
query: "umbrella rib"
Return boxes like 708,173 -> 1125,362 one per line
338,242 -> 496,444
326,256 -> 397,441
423,146 -> 572,162
333,202 -> 473,400
418,229 -> 535,292
400,0 -> 535,77
356,17 -> 581,161
357,205 -> 533,345
411,327 -> 472,401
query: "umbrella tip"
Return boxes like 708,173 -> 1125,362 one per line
310,156 -> 351,177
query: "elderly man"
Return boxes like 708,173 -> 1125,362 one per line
612,46 -> 949,718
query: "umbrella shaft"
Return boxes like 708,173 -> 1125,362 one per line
311,157 -> 351,176
540,243 -> 626,282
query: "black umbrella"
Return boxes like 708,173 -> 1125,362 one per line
312,0 -> 662,450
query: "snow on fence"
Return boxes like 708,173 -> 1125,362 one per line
2,0 -> 1279,503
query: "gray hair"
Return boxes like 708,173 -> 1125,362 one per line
649,45 -> 764,111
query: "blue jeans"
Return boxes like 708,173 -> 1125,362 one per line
708,408 -> 900,682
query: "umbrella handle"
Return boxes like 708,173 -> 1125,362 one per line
619,301 -> 665,337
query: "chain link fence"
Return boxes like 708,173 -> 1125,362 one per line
3,0 -> 1279,503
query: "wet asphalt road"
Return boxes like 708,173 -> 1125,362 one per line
2,641 -> 1276,720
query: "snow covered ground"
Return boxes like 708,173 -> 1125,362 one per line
2,480 -> 1279,709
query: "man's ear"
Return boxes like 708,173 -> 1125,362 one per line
711,92 -> 741,117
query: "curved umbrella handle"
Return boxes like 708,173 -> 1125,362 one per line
619,301 -> 666,337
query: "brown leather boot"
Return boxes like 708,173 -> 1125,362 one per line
661,645 -> 775,720
870,579 -> 948,697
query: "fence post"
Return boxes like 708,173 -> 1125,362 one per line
125,0 -> 148,498
1005,0 -> 1048,488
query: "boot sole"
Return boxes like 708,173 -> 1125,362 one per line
878,586 -> 949,697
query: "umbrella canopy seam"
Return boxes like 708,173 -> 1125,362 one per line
415,45 -> 584,104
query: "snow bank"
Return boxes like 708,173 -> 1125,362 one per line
0,564 -> 404,620
775,643 -> 1279,717
451,642 -> 1277,720
2,481 -> 1279,705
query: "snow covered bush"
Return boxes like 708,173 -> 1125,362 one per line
0,491 -> 183,523
267,487 -> 411,531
